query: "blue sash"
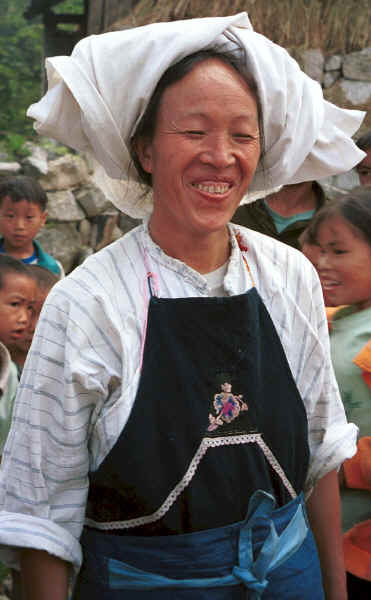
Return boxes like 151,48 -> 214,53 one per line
74,492 -> 324,599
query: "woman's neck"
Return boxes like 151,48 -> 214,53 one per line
148,221 -> 230,274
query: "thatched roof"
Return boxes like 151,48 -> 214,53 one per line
110,0 -> 370,53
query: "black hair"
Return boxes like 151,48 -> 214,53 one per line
27,264 -> 58,290
130,49 -> 265,186
0,255 -> 34,290
304,186 -> 371,247
356,131 -> 371,152
0,175 -> 48,211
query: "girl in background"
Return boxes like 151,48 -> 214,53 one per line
301,187 -> 371,599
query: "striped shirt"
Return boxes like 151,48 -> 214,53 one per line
0,222 -> 357,572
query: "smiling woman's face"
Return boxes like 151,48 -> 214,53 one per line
136,58 -> 260,247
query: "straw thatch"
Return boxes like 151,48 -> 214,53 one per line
110,0 -> 370,53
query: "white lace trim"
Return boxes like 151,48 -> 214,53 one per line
85,433 -> 296,531
256,437 -> 297,499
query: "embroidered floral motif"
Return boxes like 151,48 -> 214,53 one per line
207,382 -> 248,432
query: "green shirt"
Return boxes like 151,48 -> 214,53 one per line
330,305 -> 371,531
330,305 -> 371,439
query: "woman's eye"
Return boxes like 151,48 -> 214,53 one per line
185,130 -> 204,136
234,133 -> 252,141
333,249 -> 347,255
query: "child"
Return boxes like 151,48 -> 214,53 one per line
0,255 -> 36,455
0,175 -> 64,277
9,265 -> 59,377
301,187 -> 371,599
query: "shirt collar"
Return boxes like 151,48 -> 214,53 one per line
140,220 -> 253,296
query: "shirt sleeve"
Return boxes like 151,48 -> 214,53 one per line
0,277 -> 123,573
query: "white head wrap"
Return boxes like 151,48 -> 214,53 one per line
27,12 -> 365,218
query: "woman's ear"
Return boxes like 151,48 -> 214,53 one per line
135,137 -> 153,174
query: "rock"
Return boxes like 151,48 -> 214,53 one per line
90,212 -> 119,251
78,219 -> 92,246
291,48 -> 324,83
22,142 -> 48,176
343,48 -> 371,82
319,181 -> 349,201
339,79 -> 371,105
39,155 -> 89,191
323,71 -> 340,89
36,223 -> 83,274
0,162 -> 22,176
320,169 -> 360,196
74,245 -> 94,267
324,79 -> 371,132
117,213 -> 141,235
324,54 -> 342,71
46,190 -> 86,222
74,184 -> 113,217
111,224 -> 124,242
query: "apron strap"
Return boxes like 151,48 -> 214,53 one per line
139,250 -> 160,370
106,491 -> 308,599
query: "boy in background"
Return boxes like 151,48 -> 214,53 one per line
0,175 -> 64,277
0,256 -> 36,456
10,265 -> 59,377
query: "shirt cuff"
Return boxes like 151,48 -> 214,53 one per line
305,422 -> 359,494
0,511 -> 82,573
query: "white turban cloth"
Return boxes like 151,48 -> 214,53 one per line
27,12 -> 365,218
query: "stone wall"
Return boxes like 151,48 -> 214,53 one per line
0,45 -> 369,274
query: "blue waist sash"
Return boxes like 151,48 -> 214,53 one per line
78,491 -> 318,600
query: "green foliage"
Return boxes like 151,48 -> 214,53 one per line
3,133 -> 31,158
0,0 -> 82,139
0,0 -> 43,137
0,563 -> 9,590
39,137 -> 71,156
53,0 -> 84,14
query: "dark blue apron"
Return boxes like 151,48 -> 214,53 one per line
73,256 -> 324,599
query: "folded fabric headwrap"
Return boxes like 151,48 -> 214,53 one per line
27,12 -> 365,218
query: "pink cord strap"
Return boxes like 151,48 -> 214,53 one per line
139,252 -> 159,371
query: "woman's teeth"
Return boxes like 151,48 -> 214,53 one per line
322,281 -> 340,289
193,183 -> 230,194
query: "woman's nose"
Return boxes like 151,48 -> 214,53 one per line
199,135 -> 235,168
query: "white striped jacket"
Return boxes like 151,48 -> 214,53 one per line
0,222 -> 357,572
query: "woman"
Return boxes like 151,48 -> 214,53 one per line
0,12 -> 365,600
